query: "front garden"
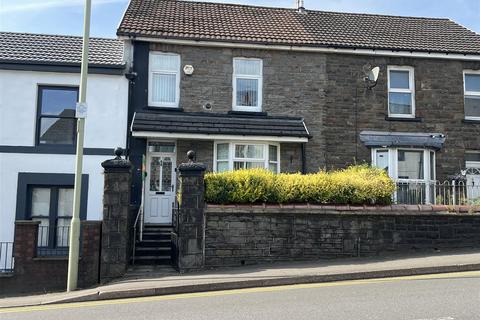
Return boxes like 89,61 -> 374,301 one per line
205,165 -> 395,205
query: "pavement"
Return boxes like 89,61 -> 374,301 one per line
3,270 -> 480,319
1,249 -> 480,309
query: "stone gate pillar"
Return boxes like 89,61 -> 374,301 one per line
100,148 -> 132,282
172,150 -> 206,272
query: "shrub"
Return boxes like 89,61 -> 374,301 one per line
204,165 -> 395,205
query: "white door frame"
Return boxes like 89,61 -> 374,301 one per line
144,140 -> 177,225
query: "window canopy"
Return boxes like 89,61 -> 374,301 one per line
131,111 -> 310,143
360,131 -> 446,150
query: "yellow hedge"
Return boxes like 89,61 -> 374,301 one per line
204,165 -> 395,205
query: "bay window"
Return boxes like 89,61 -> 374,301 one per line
464,71 -> 480,120
233,58 -> 262,112
149,52 -> 180,108
214,142 -> 279,173
388,66 -> 415,118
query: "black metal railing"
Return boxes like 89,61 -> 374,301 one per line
37,226 -> 70,256
0,242 -> 14,273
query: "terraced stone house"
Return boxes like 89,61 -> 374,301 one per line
119,0 -> 480,227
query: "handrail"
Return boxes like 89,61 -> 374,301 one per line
132,204 -> 143,265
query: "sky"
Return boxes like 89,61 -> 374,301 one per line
0,0 -> 479,38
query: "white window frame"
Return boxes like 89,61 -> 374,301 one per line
372,147 -> 436,203
463,70 -> 480,121
213,141 -> 280,173
232,58 -> 263,112
387,66 -> 415,118
148,52 -> 181,108
371,148 -> 435,182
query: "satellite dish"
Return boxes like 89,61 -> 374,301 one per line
367,66 -> 380,82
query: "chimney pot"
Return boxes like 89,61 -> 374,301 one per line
295,0 -> 305,13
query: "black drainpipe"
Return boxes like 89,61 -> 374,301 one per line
301,142 -> 307,174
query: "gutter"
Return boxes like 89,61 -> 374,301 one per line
117,35 -> 480,62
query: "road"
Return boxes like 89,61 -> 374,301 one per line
2,271 -> 480,320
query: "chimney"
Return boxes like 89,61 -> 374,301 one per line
295,0 -> 306,13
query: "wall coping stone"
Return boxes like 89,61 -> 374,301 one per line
205,204 -> 480,216
14,220 -> 41,225
81,220 -> 102,226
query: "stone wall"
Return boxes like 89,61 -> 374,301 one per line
0,220 -> 101,296
204,204 -> 480,267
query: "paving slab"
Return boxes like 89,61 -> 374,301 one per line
1,249 -> 480,308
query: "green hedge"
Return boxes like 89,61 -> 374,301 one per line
204,165 -> 395,205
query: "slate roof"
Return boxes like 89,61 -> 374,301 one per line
359,131 -> 446,150
117,0 -> 480,55
131,111 -> 310,138
0,32 -> 125,67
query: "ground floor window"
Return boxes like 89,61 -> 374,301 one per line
214,141 -> 280,173
372,148 -> 436,204
29,186 -> 74,255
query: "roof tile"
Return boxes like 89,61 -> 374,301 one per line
0,32 -> 125,66
118,0 -> 480,55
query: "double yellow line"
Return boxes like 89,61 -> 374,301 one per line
1,270 -> 480,314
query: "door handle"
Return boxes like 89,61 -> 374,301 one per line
156,191 -> 165,195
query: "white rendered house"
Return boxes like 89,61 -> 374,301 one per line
0,32 -> 128,266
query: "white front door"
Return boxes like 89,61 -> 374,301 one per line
144,142 -> 176,225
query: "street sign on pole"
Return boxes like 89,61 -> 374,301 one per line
67,0 -> 91,292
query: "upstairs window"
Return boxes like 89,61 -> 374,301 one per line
388,66 -> 415,118
214,142 -> 279,173
149,52 -> 180,108
37,86 -> 78,145
464,71 -> 480,120
233,58 -> 262,112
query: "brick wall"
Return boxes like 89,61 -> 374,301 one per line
0,220 -> 101,296
205,204 -> 480,267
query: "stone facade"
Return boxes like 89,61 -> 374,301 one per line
172,156 -> 207,272
129,41 -> 480,182
324,54 -> 480,179
0,220 -> 101,296
100,154 -> 133,282
204,205 -> 480,267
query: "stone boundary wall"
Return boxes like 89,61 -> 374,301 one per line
205,204 -> 480,267
0,221 -> 101,296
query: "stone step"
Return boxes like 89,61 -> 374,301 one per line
132,255 -> 172,265
142,233 -> 171,240
135,247 -> 172,256
137,239 -> 171,247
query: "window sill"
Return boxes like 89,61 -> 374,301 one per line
463,119 -> 480,124
385,116 -> 423,122
228,111 -> 268,117
145,106 -> 184,112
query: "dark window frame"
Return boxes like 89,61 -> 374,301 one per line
36,85 -> 79,147
16,173 -> 88,255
